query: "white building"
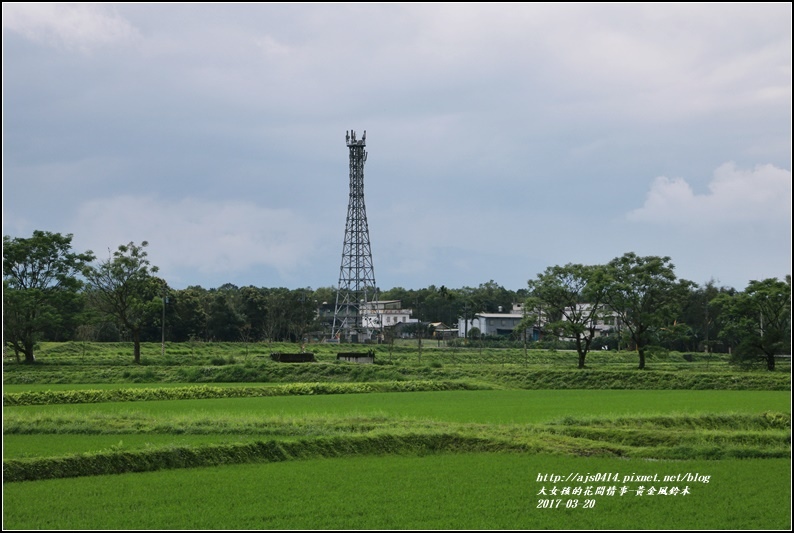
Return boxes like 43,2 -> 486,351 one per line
458,308 -> 532,337
361,300 -> 418,329
457,303 -> 545,339
559,303 -> 619,339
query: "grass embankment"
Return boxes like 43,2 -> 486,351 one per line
4,412 -> 790,482
9,339 -> 789,368
4,389 -> 790,480
3,341 -> 789,390
6,363 -> 788,390
2,380 -> 484,406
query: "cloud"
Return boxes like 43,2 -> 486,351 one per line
4,4 -> 790,292
71,196 -> 327,285
627,162 -> 792,228
2,3 -> 138,51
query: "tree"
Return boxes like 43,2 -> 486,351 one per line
528,263 -> 608,369
511,297 -> 543,364
169,286 -> 209,342
206,292 -> 244,341
459,280 -> 515,314
3,231 -> 95,363
712,277 -> 791,370
262,288 -> 291,344
287,288 -> 319,344
239,286 -> 268,341
603,253 -> 690,369
661,279 -> 738,353
458,296 -> 479,343
82,241 -> 161,364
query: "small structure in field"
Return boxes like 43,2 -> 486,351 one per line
270,352 -> 316,363
337,349 -> 375,364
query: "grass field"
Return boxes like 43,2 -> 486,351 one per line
4,389 -> 789,459
2,342 -> 791,530
3,454 -> 790,529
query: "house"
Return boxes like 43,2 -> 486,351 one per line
558,303 -> 620,340
458,306 -> 540,339
429,322 -> 458,340
360,300 -> 418,329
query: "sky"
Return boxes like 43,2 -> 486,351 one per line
3,3 -> 791,293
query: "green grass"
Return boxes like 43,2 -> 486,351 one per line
1,382 -> 281,393
6,389 -> 788,424
3,454 -> 789,530
3,434 -> 275,459
2,380 -> 484,406
6,344 -> 788,391
4,390 -> 789,469
3,342 -> 789,529
10,341 -> 788,376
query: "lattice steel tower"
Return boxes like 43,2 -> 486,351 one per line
332,130 -> 377,342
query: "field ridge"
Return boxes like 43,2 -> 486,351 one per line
5,412 -> 789,482
2,380 -> 487,406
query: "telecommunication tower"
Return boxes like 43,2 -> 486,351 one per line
332,130 -> 377,342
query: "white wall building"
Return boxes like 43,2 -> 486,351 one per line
458,313 -> 524,337
559,303 -> 620,339
361,300 -> 417,329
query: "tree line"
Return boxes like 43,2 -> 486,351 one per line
3,231 -> 791,369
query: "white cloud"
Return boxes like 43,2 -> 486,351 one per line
71,196 -> 325,284
627,162 -> 792,228
2,3 -> 138,51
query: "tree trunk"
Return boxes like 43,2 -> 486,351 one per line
766,354 -> 776,371
576,334 -> 593,369
638,348 -> 646,369
133,330 -> 141,364
23,337 -> 36,364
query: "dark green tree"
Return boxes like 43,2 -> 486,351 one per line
287,288 -> 319,344
455,281 -> 515,315
3,231 -> 95,363
603,253 -> 690,369
670,280 -> 735,353
421,285 -> 458,327
206,292 -> 244,341
239,286 -> 268,340
312,286 -> 336,306
528,263 -> 609,369
262,288 -> 291,343
379,286 -> 416,304
82,241 -> 161,364
712,277 -> 791,370
169,286 -> 209,342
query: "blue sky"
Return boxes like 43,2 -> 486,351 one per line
3,3 -> 791,292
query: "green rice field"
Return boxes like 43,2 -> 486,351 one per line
3,342 -> 791,529
3,454 -> 790,529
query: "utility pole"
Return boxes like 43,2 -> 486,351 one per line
704,303 -> 708,352
161,282 -> 167,357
